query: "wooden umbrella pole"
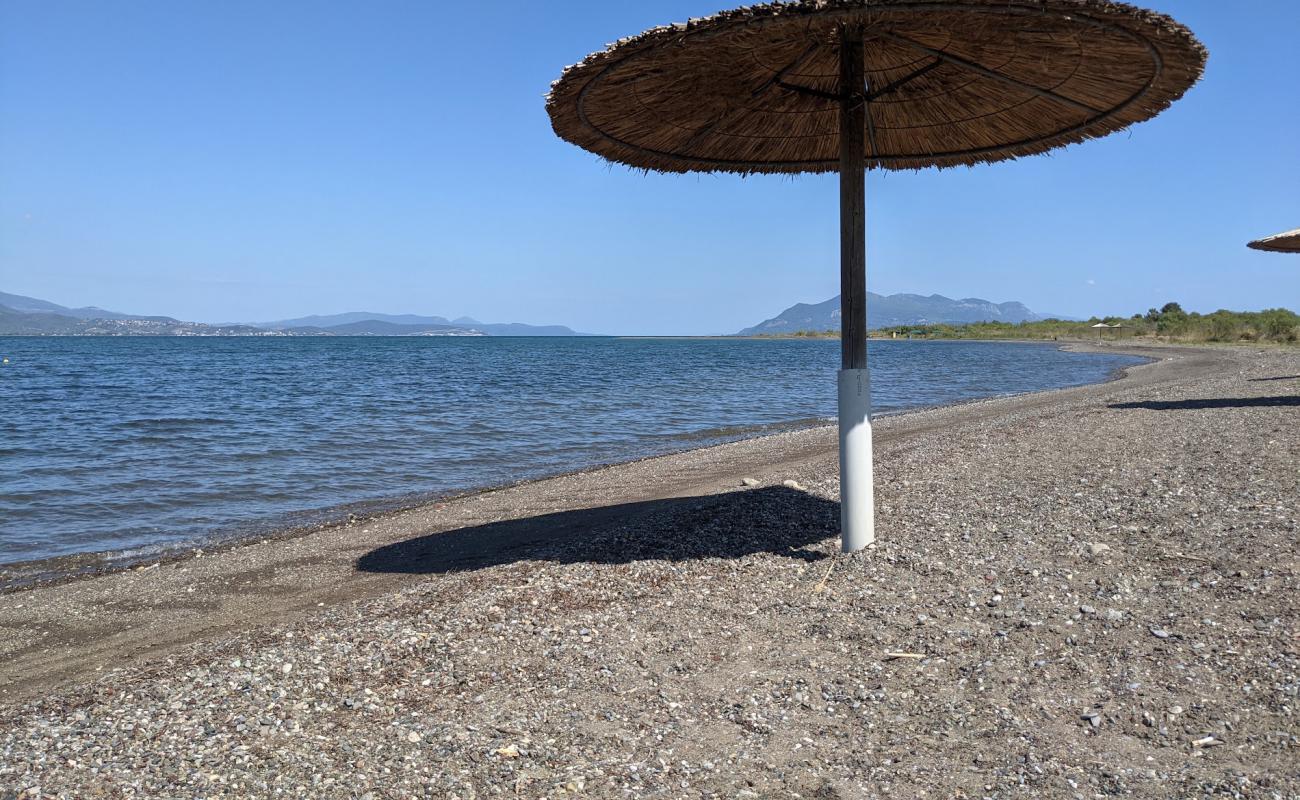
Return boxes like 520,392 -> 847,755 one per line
837,23 -> 875,551
839,24 -> 867,371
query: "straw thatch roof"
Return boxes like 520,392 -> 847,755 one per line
547,0 -> 1206,174
1247,228 -> 1300,253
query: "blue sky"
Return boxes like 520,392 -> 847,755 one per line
1,1 -> 1296,335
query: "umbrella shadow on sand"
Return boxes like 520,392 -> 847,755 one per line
355,486 -> 837,576
1109,396 -> 1300,411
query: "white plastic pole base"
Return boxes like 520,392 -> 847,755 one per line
838,368 -> 875,551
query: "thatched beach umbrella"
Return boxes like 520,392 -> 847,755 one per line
1247,228 -> 1300,254
548,0 -> 1204,552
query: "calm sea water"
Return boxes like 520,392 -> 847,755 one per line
0,337 -> 1142,567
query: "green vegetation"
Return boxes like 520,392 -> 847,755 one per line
874,303 -> 1299,344
759,303 -> 1300,344
786,329 -> 840,339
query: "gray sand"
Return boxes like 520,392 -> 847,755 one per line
2,344 -> 1297,798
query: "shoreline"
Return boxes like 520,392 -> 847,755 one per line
0,341 -> 1151,594
0,417 -> 838,594
0,343 -> 1200,702
3,342 -> 1297,796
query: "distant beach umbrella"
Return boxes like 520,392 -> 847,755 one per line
548,0 -> 1205,552
1247,228 -> 1300,254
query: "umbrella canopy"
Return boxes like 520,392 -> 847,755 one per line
547,0 -> 1204,552
1247,228 -> 1300,253
547,0 -> 1205,174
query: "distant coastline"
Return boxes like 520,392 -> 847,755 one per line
0,290 -> 589,337
748,302 -> 1300,346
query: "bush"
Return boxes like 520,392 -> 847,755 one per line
1258,308 -> 1300,341
869,302 -> 1298,345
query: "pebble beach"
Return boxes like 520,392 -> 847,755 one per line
2,344 -> 1297,799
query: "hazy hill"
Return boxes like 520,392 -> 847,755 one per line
0,304 -> 268,336
0,291 -> 589,336
319,320 -> 483,336
0,304 -> 92,334
736,293 -> 1046,335
0,291 -> 156,321
261,312 -> 585,336
259,312 -> 458,328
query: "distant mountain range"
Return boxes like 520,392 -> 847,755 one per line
737,292 -> 1056,335
0,291 -> 148,321
0,291 -> 587,337
1,288 -> 1071,337
257,312 -> 581,337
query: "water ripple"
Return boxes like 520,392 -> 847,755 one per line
0,337 -> 1143,564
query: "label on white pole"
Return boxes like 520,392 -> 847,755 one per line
838,368 -> 875,551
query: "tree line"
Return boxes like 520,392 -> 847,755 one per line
870,303 -> 1299,344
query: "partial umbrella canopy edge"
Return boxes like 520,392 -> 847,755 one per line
1247,228 -> 1300,254
546,0 -> 1205,552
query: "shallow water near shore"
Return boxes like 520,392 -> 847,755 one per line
0,337 -> 1143,567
